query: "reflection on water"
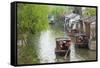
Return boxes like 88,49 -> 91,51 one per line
70,43 -> 84,61
38,30 -> 56,63
36,27 -> 96,63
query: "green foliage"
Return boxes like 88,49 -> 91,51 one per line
50,6 -> 70,21
17,3 -> 49,34
73,7 -> 82,15
17,3 -> 49,64
18,45 -> 39,64
83,8 -> 96,16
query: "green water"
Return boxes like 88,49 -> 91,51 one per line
17,25 -> 96,64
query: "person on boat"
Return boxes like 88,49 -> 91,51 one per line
59,40 -> 63,48
61,41 -> 69,50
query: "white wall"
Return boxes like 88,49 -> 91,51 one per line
0,0 -> 99,68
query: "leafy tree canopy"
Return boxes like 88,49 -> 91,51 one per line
17,3 -> 49,34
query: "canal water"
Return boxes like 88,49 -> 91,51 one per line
36,25 -> 96,63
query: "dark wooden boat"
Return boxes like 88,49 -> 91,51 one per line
55,38 -> 71,56
75,34 -> 89,48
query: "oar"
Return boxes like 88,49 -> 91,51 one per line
64,47 -> 70,59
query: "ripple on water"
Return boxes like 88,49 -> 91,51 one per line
38,30 -> 56,63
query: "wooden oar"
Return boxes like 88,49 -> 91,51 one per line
64,47 -> 70,59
